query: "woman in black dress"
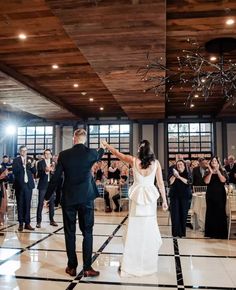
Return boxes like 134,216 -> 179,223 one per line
204,156 -> 228,239
169,160 -> 192,238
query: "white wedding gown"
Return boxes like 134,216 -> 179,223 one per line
120,159 -> 162,277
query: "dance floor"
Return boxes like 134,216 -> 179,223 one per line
0,207 -> 236,290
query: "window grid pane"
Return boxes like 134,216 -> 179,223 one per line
17,126 -> 54,156
168,122 -> 212,162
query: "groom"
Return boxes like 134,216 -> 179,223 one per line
45,129 -> 105,277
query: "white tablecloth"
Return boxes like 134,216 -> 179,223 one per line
105,185 -> 119,208
192,193 -> 206,230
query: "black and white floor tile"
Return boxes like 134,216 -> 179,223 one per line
0,207 -> 236,290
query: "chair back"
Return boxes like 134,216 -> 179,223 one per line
193,185 -> 207,193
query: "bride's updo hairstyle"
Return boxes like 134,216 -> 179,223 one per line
138,140 -> 156,169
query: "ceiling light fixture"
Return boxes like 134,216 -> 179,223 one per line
89,98 -> 94,102
138,37 -> 236,106
226,18 -> 235,26
52,64 -> 59,69
73,83 -> 79,88
18,33 -> 27,40
100,107 -> 104,111
81,92 -> 87,96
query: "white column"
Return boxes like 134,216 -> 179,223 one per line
157,123 -> 164,168
216,122 -> 222,160
62,126 -> 73,150
227,123 -> 236,157
54,125 -> 62,154
142,124 -> 154,149
132,123 -> 139,155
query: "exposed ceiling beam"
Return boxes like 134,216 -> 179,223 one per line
0,63 -> 84,119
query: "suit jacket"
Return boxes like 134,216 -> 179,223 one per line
192,166 -> 206,186
12,156 -> 36,192
37,159 -> 51,190
224,164 -> 236,184
45,144 -> 104,206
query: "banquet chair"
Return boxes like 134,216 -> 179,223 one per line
227,194 -> 236,239
193,186 -> 207,193
94,184 -> 105,211
119,184 -> 129,212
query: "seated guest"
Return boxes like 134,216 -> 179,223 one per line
108,161 -> 120,181
112,175 -> 129,212
96,179 -> 112,212
192,157 -> 208,186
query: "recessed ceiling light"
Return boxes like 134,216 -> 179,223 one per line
52,64 -> 59,69
100,107 -> 104,111
190,103 -> 195,108
73,83 -> 79,88
3,102 -> 6,105
201,78 -> 206,83
89,98 -> 94,102
226,18 -> 235,25
194,94 -> 199,98
18,33 -> 27,40
81,92 -> 87,96
210,56 -> 217,61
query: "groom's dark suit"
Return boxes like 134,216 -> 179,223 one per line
45,144 -> 104,270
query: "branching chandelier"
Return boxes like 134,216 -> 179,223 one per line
138,37 -> 236,107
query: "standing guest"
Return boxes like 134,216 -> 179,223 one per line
192,158 -> 208,186
224,155 -> 236,185
45,129 -> 104,277
0,166 -> 8,226
204,156 -> 228,239
36,149 -> 58,228
52,154 -> 63,207
169,160 -> 192,238
12,146 -> 36,231
1,155 -> 14,185
185,160 -> 193,175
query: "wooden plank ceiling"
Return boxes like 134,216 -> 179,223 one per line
0,0 -> 236,120
166,0 -> 236,117
0,0 -> 124,120
46,0 -> 166,119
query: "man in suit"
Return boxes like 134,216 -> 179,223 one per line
12,146 -> 36,231
192,157 -> 208,186
224,155 -> 236,184
45,129 -> 105,277
36,149 -> 58,228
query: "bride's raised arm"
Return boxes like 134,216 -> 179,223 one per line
102,141 -> 134,166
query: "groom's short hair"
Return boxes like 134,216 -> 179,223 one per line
74,129 -> 87,138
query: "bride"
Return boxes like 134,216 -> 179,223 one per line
102,139 -> 168,277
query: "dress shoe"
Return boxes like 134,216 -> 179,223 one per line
65,266 -> 76,276
105,207 -> 112,213
18,225 -> 23,232
50,221 -> 58,227
36,223 -> 41,228
83,267 -> 100,277
24,224 -> 35,231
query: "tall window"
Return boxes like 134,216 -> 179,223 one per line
17,126 -> 54,156
88,124 -> 130,153
168,122 -> 213,164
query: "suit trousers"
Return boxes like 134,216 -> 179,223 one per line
16,183 -> 33,225
37,188 -> 55,223
62,201 -> 94,270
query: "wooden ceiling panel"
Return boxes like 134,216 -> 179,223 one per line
46,0 -> 166,119
0,0 -> 125,120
